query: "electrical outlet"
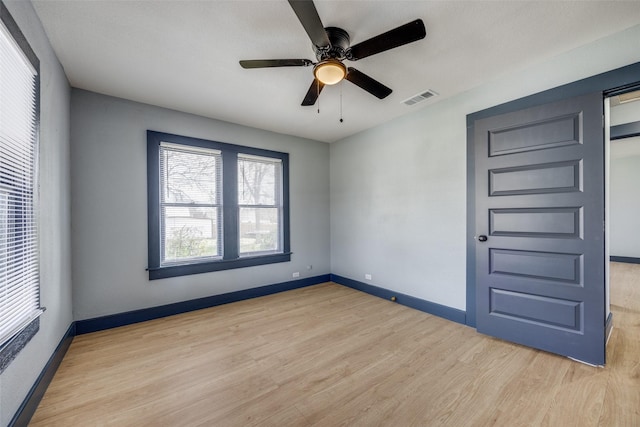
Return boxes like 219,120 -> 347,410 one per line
306,265 -> 313,270
293,272 -> 300,278
365,274 -> 372,280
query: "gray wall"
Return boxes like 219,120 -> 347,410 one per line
611,98 -> 640,126
0,1 -> 72,425
610,100 -> 640,259
4,5 -> 640,421
70,90 -> 330,320
330,24 -> 640,312
610,112 -> 640,259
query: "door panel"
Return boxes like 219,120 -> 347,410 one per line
489,249 -> 581,284
489,288 -> 581,331
489,160 -> 581,196
488,113 -> 580,156
489,207 -> 581,238
475,92 -> 605,365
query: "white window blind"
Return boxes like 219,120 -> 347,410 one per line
159,142 -> 223,265
238,154 -> 282,255
0,20 -> 42,347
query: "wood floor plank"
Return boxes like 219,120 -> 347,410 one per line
30,263 -> 640,426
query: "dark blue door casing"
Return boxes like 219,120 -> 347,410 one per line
475,92 -> 606,365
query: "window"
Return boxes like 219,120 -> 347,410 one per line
0,4 -> 42,366
147,131 -> 290,279
238,154 -> 283,255
160,143 -> 222,264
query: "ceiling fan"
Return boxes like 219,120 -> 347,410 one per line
239,0 -> 426,106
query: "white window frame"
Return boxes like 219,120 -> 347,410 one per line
238,154 -> 284,257
159,142 -> 223,266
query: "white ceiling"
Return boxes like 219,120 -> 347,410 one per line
31,0 -> 640,143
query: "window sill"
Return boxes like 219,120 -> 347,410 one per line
0,318 -> 40,375
148,252 -> 292,280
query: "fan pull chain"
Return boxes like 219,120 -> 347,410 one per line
317,79 -> 320,114
339,81 -> 344,123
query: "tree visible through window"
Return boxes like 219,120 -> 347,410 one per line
160,143 -> 222,264
147,131 -> 290,280
238,155 -> 282,255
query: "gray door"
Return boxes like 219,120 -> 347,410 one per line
474,92 -> 606,365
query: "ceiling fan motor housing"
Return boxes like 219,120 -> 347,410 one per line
314,27 -> 350,61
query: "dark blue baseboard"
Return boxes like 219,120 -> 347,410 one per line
9,322 -> 75,427
76,274 -> 330,334
610,256 -> 640,264
12,273 -> 463,425
11,275 -> 330,425
330,274 -> 466,325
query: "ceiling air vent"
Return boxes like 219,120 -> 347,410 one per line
403,89 -> 438,106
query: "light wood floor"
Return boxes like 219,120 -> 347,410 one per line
31,263 -> 640,426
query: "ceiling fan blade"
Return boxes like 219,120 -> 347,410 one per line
345,68 -> 392,99
240,59 -> 313,68
302,79 -> 325,106
288,0 -> 330,48
347,19 -> 426,61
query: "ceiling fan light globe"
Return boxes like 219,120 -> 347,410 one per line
314,60 -> 346,85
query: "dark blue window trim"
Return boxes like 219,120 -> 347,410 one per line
610,120 -> 640,140
147,131 -> 291,280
